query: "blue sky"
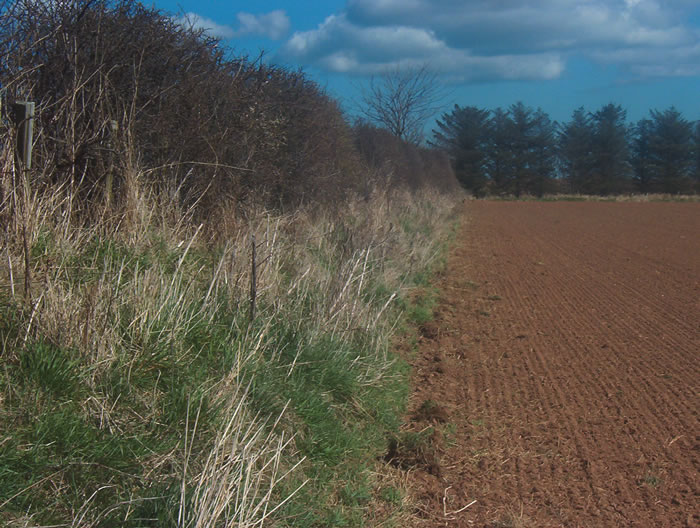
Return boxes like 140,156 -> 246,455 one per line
159,1 -> 700,127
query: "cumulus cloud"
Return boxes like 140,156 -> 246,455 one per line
279,0 -> 700,80
176,10 -> 291,41
284,13 -> 564,79
234,10 -> 290,40
176,12 -> 235,39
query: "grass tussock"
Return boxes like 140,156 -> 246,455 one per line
0,149 -> 461,526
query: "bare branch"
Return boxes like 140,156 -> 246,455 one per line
358,66 -> 446,145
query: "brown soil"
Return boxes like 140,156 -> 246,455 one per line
402,201 -> 699,528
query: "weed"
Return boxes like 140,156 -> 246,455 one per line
443,423 -> 458,447
462,280 -> 479,290
401,286 -> 439,326
643,472 -> 662,488
379,486 -> 402,505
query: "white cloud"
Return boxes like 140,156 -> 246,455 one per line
235,10 -> 290,40
175,10 -> 291,41
282,13 -> 564,79
592,41 -> 700,77
280,0 -> 700,81
176,12 -> 235,39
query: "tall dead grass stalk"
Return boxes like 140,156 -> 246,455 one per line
0,152 -> 460,525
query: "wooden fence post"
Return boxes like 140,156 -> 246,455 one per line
105,119 -> 118,208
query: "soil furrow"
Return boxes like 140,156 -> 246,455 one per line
405,201 -> 700,528
511,216 -> 699,411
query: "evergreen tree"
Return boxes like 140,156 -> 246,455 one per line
528,108 -> 558,197
431,105 -> 491,195
486,107 -> 513,195
631,118 -> 655,193
694,122 -> 700,192
508,102 -> 534,197
505,102 -> 556,197
647,108 -> 695,194
589,104 -> 631,195
559,107 -> 594,193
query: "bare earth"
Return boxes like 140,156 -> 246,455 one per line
405,201 -> 699,528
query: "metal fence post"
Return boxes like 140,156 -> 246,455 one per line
12,101 -> 35,170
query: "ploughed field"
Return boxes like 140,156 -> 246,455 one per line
406,201 -> 699,527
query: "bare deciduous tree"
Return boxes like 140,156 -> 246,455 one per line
358,66 -> 445,145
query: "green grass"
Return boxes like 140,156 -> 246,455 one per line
242,323 -> 411,526
19,341 -> 80,396
379,485 -> 402,505
0,183 -> 461,527
643,469 -> 663,489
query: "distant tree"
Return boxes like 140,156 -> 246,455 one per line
559,107 -> 594,193
631,118 -> 655,193
647,108 -> 695,194
694,122 -> 700,192
528,108 -> 558,197
507,102 -> 533,197
589,104 -> 631,195
431,105 -> 491,195
358,66 -> 444,145
486,107 -> 512,195
505,102 -> 556,197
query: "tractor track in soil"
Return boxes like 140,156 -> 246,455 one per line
402,201 -> 699,528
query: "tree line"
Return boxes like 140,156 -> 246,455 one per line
431,102 -> 700,196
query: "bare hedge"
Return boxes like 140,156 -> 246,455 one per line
0,0 -> 457,217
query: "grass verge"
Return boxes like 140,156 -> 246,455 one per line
0,172 -> 461,527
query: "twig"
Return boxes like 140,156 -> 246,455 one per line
443,486 -> 451,517
21,197 -> 31,302
443,486 -> 477,518
668,435 -> 684,447
139,160 -> 254,176
0,470 -> 64,510
23,292 -> 44,345
6,246 -> 14,297
249,233 -> 257,322
447,499 -> 477,516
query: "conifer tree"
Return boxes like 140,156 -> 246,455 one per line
647,108 -> 695,194
506,102 -> 556,197
589,104 -> 631,195
559,107 -> 594,193
631,118 -> 655,193
431,105 -> 491,195
486,107 -> 513,195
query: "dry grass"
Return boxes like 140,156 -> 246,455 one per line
0,137 -> 461,526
